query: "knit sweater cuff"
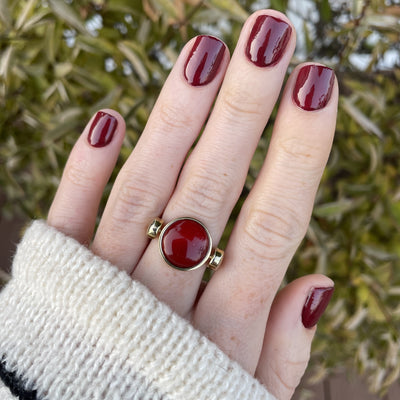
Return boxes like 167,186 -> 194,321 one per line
0,221 -> 275,400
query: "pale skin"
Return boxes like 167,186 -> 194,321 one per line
47,10 -> 338,400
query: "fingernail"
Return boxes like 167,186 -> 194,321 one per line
184,35 -> 225,86
293,65 -> 335,111
245,15 -> 292,67
87,111 -> 118,147
302,287 -> 334,329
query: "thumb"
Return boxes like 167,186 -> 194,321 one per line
255,274 -> 334,399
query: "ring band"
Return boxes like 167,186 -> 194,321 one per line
147,217 -> 224,271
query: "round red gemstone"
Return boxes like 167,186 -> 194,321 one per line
160,218 -> 211,270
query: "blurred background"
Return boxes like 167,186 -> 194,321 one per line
0,0 -> 399,398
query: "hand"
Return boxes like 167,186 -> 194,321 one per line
47,9 -> 337,399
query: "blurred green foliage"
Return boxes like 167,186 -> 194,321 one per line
0,0 -> 400,395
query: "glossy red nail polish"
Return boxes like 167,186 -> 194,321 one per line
87,111 -> 118,147
302,287 -> 334,329
245,15 -> 291,67
293,65 -> 335,111
184,35 -> 225,86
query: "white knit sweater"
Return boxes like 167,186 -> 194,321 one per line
0,221 -> 275,400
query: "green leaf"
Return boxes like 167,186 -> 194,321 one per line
365,292 -> 386,322
48,0 -> 88,34
361,245 -> 397,262
90,86 -> 123,115
77,36 -> 116,55
45,21 -> 56,63
150,0 -> 181,20
192,9 -> 227,25
270,0 -> 288,13
106,0 -> 142,14
341,97 -> 384,139
54,62 -> 73,78
0,0 -> 11,28
207,0 -> 248,22
15,0 -> 37,30
364,13 -> 400,32
320,0 -> 332,22
390,201 -> 400,225
21,9 -> 50,32
382,365 -> 400,389
303,21 -> 312,54
118,41 -> 149,85
313,198 -> 361,218
352,0 -> 364,17
44,107 -> 83,142
0,46 -> 13,81
70,66 -> 105,92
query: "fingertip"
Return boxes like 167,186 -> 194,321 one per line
98,108 -> 126,131
84,109 -> 126,149
245,8 -> 297,49
288,62 -> 338,112
270,274 -> 334,330
180,35 -> 230,88
302,283 -> 335,329
236,9 -> 296,70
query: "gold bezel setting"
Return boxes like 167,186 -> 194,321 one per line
147,217 -> 224,272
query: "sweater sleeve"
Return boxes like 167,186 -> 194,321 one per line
0,221 -> 276,400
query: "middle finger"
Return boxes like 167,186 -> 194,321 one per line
133,10 -> 295,316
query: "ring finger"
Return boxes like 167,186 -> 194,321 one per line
195,62 -> 338,372
90,35 -> 230,271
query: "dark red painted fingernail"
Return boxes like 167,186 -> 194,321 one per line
245,15 -> 291,67
293,65 -> 335,111
184,35 -> 225,86
87,111 -> 118,147
302,287 -> 334,329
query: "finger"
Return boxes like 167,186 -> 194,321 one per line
256,275 -> 334,400
91,36 -> 229,271
133,9 -> 296,316
195,63 -> 338,371
48,110 -> 125,244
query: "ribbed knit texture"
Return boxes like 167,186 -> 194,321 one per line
0,221 -> 275,400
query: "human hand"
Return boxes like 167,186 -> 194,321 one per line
47,9 -> 337,399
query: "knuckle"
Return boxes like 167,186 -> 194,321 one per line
243,202 -> 306,263
278,136 -> 325,170
158,102 -> 194,132
269,345 -> 310,399
93,228 -> 130,256
65,158 -> 95,189
112,178 -> 157,224
178,170 -> 230,220
49,213 -> 88,240
220,84 -> 264,123
270,360 -> 304,399
258,339 -> 310,399
228,285 -> 272,321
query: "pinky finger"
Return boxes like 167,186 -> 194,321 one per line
48,109 -> 125,244
256,275 -> 334,400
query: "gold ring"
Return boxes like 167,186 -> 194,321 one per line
147,217 -> 224,272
